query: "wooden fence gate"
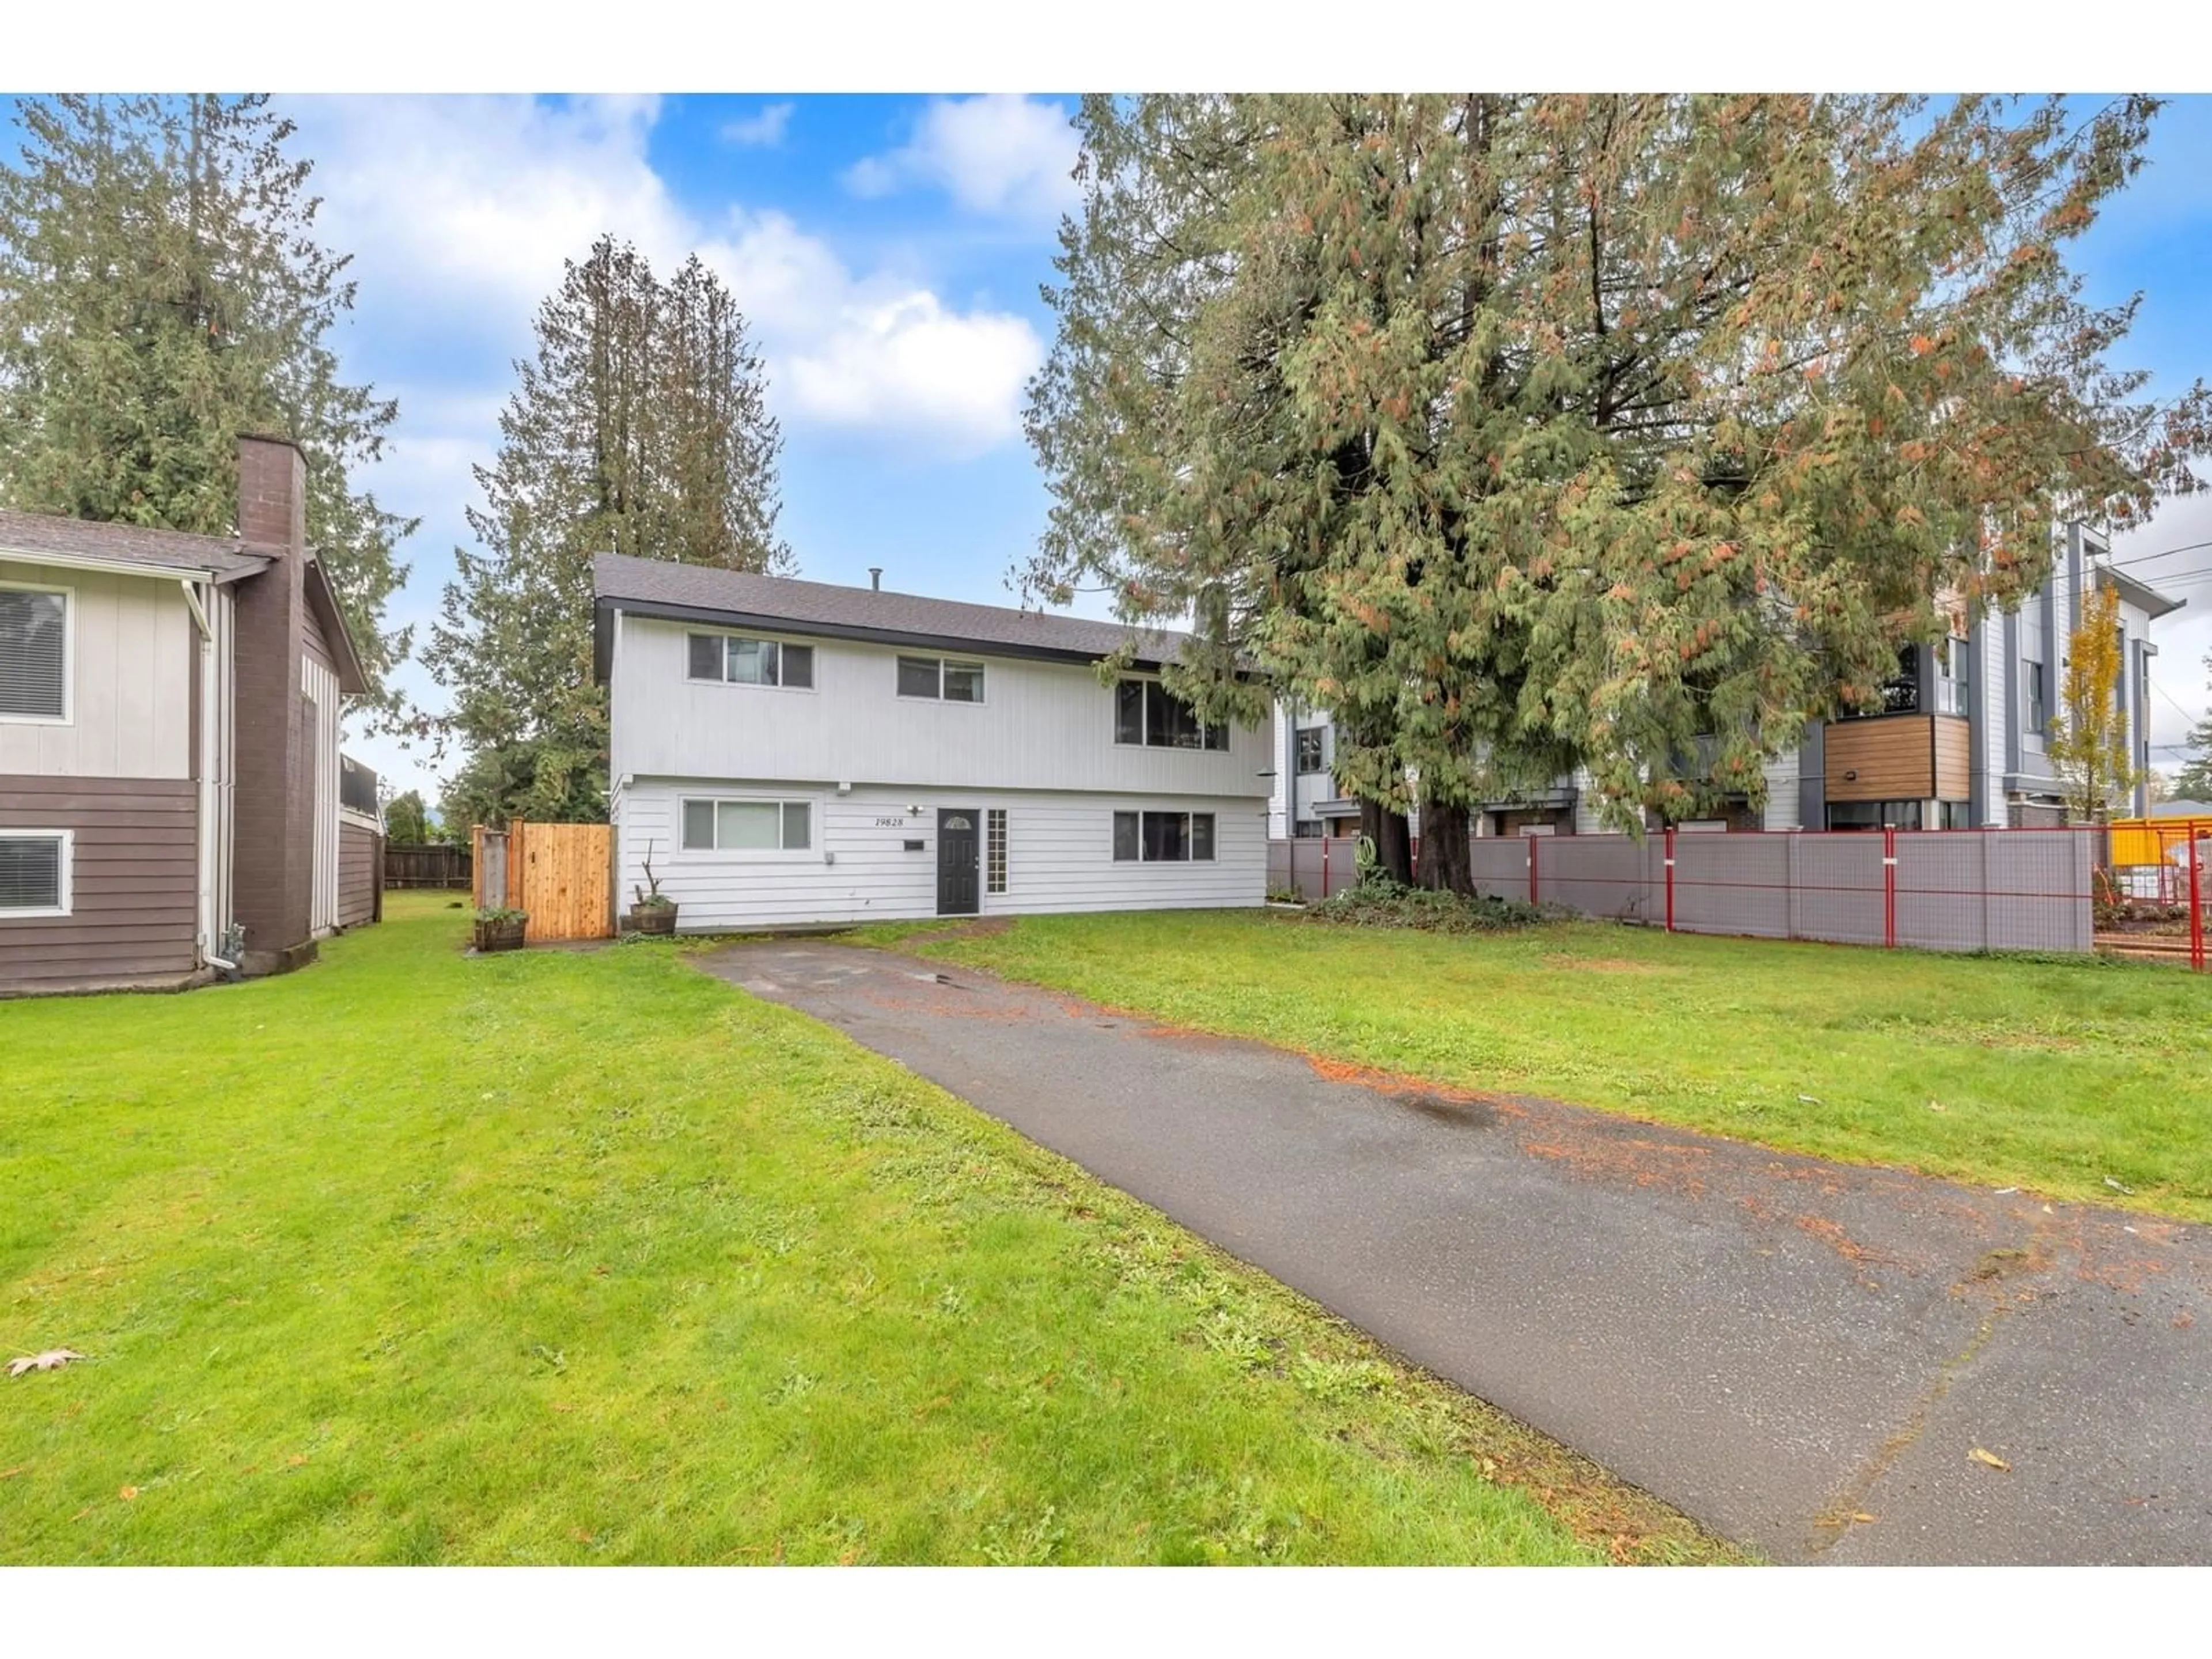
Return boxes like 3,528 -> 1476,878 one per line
473,820 -> 614,943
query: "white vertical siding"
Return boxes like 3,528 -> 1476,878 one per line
0,562 -> 192,778
618,780 -> 1267,931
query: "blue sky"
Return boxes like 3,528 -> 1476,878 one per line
282,94 -> 2212,804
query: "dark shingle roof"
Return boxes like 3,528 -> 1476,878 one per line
0,509 -> 277,579
593,552 -> 1198,668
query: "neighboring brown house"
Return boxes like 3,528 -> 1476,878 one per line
1,435 -> 371,995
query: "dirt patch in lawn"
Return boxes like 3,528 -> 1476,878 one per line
1542,954 -> 1662,975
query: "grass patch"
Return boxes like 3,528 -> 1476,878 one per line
0,894 -> 1734,1565
878,909 -> 2212,1222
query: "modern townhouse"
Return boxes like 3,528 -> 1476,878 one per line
1267,522 -> 2184,839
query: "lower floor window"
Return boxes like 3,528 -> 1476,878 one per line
680,797 -> 812,851
986,808 -> 1008,893
1825,800 -> 1923,831
1113,809 -> 1215,862
0,830 -> 69,915
1293,819 -> 1323,839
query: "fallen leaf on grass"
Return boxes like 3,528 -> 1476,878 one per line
2105,1177 -> 2135,1195
119,1486 -> 139,1501
1926,1100 -> 1945,1113
1969,1447 -> 2012,1472
1,1465 -> 27,1480
8,1349 -> 87,1377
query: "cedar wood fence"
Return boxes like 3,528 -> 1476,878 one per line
382,843 -> 474,889
1271,823 -> 2211,967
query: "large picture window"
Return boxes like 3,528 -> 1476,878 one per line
1115,679 -> 1228,751
1112,810 -> 1216,862
687,632 -> 813,690
0,585 -> 69,721
680,797 -> 812,852
0,830 -> 69,915
897,655 -> 986,702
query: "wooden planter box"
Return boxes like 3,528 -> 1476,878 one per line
474,916 -> 527,953
628,904 -> 679,937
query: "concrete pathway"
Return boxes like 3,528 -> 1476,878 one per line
699,941 -> 2212,1565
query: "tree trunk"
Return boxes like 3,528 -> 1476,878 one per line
1360,800 -> 1414,885
1415,795 -> 1475,895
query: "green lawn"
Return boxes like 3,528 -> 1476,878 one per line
0,894 -> 1730,1566
885,910 -> 2212,1223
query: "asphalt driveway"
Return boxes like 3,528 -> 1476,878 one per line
699,940 -> 2212,1565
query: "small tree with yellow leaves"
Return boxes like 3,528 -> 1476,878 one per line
2048,581 -> 2139,823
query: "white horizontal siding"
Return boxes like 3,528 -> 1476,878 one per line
619,780 -> 1267,930
1761,748 -> 1801,831
611,613 -> 1270,801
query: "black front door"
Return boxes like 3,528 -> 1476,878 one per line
936,809 -> 980,915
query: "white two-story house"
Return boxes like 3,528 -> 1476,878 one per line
593,555 -> 1271,930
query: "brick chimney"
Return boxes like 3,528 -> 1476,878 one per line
229,434 -> 317,975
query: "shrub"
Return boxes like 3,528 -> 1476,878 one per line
475,906 -> 529,925
1304,879 -> 1545,933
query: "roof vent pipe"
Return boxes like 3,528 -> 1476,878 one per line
869,567 -> 882,591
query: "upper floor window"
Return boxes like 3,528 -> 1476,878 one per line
1116,678 -> 1228,751
1295,726 -> 1327,774
1934,634 -> 1969,717
897,655 -> 985,703
0,584 -> 69,721
688,632 -> 813,690
2024,660 -> 2047,738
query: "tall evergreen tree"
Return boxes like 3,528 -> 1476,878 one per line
0,94 -> 414,714
1027,95 -> 2210,887
424,236 -> 786,825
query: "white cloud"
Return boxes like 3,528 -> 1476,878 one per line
843,94 -> 1080,223
721,102 -> 794,148
291,95 -> 692,329
284,95 -> 1041,454
699,210 -> 1042,456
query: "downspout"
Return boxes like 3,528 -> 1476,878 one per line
181,579 -> 236,972
1283,695 -> 1298,838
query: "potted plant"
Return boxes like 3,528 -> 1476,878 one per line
628,839 -> 679,937
474,906 -> 528,953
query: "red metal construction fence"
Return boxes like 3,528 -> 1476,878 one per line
1268,825 -> 2208,967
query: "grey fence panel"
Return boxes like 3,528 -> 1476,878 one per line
1789,834 -> 1888,947
1540,834 -> 1660,923
1894,832 -> 1988,952
1673,831 -> 1792,938
1980,830 -> 2093,953
1467,836 -> 1533,902
1266,840 -> 1291,895
1270,837 -> 1365,902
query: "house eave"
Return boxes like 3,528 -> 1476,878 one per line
593,594 -> 1199,685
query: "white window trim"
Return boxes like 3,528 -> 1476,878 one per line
0,827 -> 73,919
0,578 -> 75,726
894,653 -> 988,706
1112,675 -> 1229,752
682,628 -> 819,694
676,793 -> 816,857
1112,809 -> 1218,863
